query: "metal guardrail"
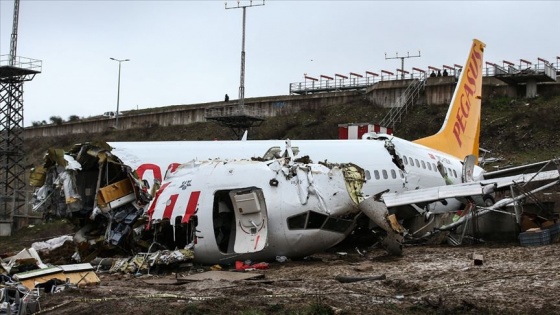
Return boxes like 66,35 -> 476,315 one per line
0,54 -> 42,72
291,58 -> 558,95
485,62 -> 556,81
289,72 -> 429,95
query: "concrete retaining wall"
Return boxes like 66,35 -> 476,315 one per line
23,78 -> 560,138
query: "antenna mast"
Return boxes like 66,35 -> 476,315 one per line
225,0 -> 265,111
9,0 -> 20,65
385,51 -> 421,79
205,1 -> 266,139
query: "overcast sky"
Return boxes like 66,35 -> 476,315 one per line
0,0 -> 558,126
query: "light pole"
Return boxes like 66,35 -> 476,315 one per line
109,57 -> 130,128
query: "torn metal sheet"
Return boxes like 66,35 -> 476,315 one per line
107,249 -> 194,274
29,142 -> 153,261
177,270 -> 264,282
12,263 -> 100,290
1,248 -> 48,274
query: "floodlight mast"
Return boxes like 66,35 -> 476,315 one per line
225,0 -> 265,112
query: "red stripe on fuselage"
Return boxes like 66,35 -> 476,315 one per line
182,191 -> 200,223
162,194 -> 179,219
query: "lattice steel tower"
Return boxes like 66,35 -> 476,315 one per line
0,0 -> 41,235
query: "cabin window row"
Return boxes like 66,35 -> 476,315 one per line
371,169 -> 404,180
402,155 -> 458,179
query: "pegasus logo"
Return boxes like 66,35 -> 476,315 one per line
452,43 -> 483,147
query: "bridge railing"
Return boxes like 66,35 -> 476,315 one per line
292,57 -> 559,95
289,71 -> 429,95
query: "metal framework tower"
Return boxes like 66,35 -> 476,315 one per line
205,1 -> 265,139
0,0 -> 42,235
0,58 -> 41,234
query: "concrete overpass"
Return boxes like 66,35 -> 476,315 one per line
23,76 -> 560,139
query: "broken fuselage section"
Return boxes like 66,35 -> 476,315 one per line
146,155 -> 367,265
29,143 -> 152,261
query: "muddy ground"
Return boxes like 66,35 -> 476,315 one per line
30,240 -> 560,315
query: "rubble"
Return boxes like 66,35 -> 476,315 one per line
29,143 -> 153,262
90,249 -> 195,274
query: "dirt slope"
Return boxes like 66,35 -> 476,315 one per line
24,95 -> 560,169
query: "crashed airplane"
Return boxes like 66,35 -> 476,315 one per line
108,39 -> 559,246
145,141 -> 370,264
28,39 -> 560,265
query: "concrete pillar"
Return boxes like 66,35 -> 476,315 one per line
526,79 -> 537,98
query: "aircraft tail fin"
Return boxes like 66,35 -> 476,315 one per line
413,39 -> 486,163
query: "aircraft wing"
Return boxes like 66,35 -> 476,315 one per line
382,169 -> 559,208
482,159 -> 558,180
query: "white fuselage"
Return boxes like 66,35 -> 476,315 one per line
146,159 -> 363,264
110,136 -> 484,204
110,137 -> 485,263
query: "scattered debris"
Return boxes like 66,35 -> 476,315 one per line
177,270 -> 264,282
1,248 -> 47,274
235,261 -> 269,271
472,253 -> 484,266
89,249 -> 194,275
519,228 -> 552,246
0,284 -> 40,315
13,263 -> 100,291
31,235 -> 73,253
29,143 -> 152,261
334,274 -> 386,283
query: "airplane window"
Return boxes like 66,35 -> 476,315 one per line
427,163 -> 432,171
403,156 -> 408,165
307,211 -> 327,229
453,170 -> 458,178
391,169 -> 397,179
382,170 -> 388,179
448,168 -> 453,176
287,213 -> 307,230
421,161 -> 426,169
409,157 -> 414,166
433,163 -> 437,171
374,170 -> 380,180
323,217 -> 354,233
365,170 -> 371,180
415,159 -> 420,167
262,146 -> 282,160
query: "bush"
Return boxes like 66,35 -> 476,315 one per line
49,116 -> 64,125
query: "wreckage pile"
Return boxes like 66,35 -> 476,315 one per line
0,231 -> 201,314
29,143 -> 154,262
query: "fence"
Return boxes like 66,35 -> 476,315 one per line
290,57 -> 559,95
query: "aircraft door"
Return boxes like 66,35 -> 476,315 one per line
462,154 -> 476,183
229,188 -> 268,254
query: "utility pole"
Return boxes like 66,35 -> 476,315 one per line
225,0 -> 265,112
109,58 -> 130,129
385,51 -> 421,80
